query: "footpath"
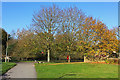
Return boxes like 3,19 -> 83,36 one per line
2,62 -> 37,79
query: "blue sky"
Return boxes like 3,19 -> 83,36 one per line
2,2 -> 118,34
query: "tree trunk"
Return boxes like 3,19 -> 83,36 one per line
5,57 -> 7,62
68,56 -> 70,63
8,58 -> 9,62
47,49 -> 50,62
20,58 -> 23,61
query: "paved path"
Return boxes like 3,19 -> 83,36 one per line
2,62 -> 37,79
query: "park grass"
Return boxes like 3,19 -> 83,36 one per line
0,62 -> 16,75
35,62 -> 118,78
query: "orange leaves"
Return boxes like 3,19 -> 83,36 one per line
90,17 -> 93,20
92,20 -> 96,24
85,17 -> 89,22
81,17 -> 118,61
85,17 -> 93,22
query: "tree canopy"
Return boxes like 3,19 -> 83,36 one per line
5,5 -> 119,62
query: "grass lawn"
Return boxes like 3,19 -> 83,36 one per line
0,62 -> 16,75
35,62 -> 118,78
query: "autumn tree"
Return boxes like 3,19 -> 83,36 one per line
52,7 -> 86,62
32,5 -> 68,62
81,17 -> 119,61
10,5 -> 119,62
11,29 -> 36,60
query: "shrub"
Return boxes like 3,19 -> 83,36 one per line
10,57 -> 19,62
105,58 -> 119,64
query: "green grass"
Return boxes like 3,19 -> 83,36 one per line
35,63 -> 118,78
0,62 -> 16,75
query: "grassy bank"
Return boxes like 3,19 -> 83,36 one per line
1,62 -> 16,75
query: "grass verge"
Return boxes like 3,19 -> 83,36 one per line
0,62 -> 16,75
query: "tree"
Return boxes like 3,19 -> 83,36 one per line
1,28 -> 11,57
12,28 -> 37,60
81,18 -> 119,61
10,5 -> 119,62
32,5 -> 65,62
31,5 -> 119,62
31,5 -> 87,62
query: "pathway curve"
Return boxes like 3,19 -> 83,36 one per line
2,62 -> 37,79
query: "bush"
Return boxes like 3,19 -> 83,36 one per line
105,58 -> 119,64
10,57 -> 19,62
